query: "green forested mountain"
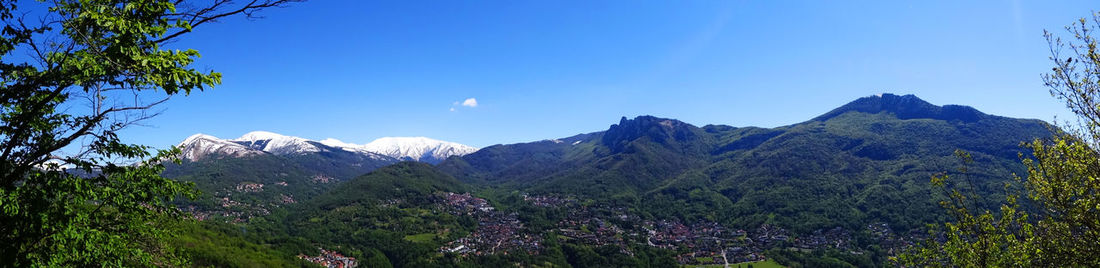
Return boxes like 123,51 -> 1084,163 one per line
169,94 -> 1053,267
440,93 -> 1050,233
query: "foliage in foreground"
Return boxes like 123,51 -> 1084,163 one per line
899,12 -> 1100,267
0,0 -> 296,266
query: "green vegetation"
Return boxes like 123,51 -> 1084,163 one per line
169,221 -> 314,267
431,98 -> 1051,266
255,162 -> 474,267
405,233 -> 437,243
0,0 -> 296,266
768,249 -> 874,268
899,12 -> 1100,267
164,154 -> 333,211
444,104 -> 1048,235
737,260 -> 785,268
748,260 -> 786,268
231,162 -> 686,267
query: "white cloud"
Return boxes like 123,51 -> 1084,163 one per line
462,98 -> 478,108
449,107 -> 456,112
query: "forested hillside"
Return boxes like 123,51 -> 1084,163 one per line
441,94 -> 1050,233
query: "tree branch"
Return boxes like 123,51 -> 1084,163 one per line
154,0 -> 300,44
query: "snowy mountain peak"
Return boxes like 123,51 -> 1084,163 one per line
176,131 -> 478,163
180,133 -> 220,146
230,131 -> 320,155
177,133 -> 262,161
361,137 -> 478,163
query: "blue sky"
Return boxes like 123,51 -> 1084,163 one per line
122,0 -> 1095,148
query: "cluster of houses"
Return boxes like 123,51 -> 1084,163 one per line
188,209 -> 252,223
310,174 -> 335,183
298,248 -> 357,268
442,193 -> 492,213
522,195 -> 777,265
186,184 -> 282,222
235,182 -> 264,192
280,193 -> 296,204
523,194 -> 575,207
557,206 -> 632,255
751,224 -> 791,246
187,176 -> 309,222
645,220 -> 762,265
868,222 -> 927,255
190,188 -> 929,266
794,226 -> 852,250
431,193 -> 927,266
219,196 -> 242,208
439,193 -> 542,256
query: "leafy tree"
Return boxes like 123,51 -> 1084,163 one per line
895,150 -> 1039,267
0,0 -> 297,266
899,11 -> 1100,267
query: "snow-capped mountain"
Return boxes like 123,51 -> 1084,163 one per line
178,134 -> 264,160
176,131 -> 478,163
231,131 -> 322,155
365,137 -> 478,163
328,137 -> 479,164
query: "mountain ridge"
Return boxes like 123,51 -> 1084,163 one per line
177,132 -> 477,164
178,133 -> 263,161
436,94 -> 1053,232
813,93 -> 988,122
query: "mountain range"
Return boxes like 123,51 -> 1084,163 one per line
438,93 -> 1050,232
166,131 -> 477,218
168,93 -> 1056,267
178,131 -> 477,164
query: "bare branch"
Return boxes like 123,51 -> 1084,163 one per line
154,0 -> 301,44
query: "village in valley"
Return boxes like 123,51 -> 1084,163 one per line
439,192 -> 543,256
167,154 -> 927,267
186,180 -> 927,267
430,192 -> 926,266
297,248 -> 358,268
